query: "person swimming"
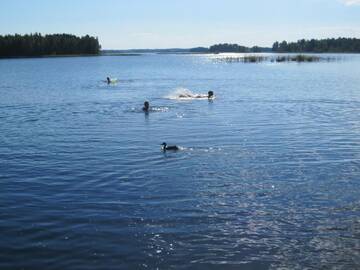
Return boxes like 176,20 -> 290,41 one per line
106,77 -> 111,84
142,101 -> 150,112
178,91 -> 214,99
161,142 -> 179,151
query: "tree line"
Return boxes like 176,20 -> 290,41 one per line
208,43 -> 271,53
205,38 -> 360,53
0,33 -> 101,57
272,38 -> 360,53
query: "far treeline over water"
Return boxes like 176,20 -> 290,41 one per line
272,38 -> 360,53
206,38 -> 360,53
0,33 -> 101,57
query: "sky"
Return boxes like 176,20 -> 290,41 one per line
0,0 -> 360,49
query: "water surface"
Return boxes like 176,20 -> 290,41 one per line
1,54 -> 360,269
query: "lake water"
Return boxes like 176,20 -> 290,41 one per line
1,54 -> 360,269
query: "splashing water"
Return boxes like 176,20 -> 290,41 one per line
165,87 -> 211,100
102,78 -> 118,84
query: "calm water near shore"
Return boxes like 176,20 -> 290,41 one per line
1,53 -> 360,269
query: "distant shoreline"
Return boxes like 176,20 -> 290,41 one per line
0,33 -> 101,59
0,51 -> 358,60
2,34 -> 360,59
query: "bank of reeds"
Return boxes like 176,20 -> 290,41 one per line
272,55 -> 321,62
214,54 -> 334,63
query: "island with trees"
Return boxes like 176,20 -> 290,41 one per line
0,33 -> 101,58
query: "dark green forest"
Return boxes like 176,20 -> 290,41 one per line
209,43 -> 271,53
210,44 -> 248,53
0,33 -> 101,57
272,38 -> 360,53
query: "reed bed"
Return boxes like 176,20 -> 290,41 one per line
213,54 -> 335,63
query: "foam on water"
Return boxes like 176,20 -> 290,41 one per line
165,87 -> 212,100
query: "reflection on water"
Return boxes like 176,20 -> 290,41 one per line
0,54 -> 360,269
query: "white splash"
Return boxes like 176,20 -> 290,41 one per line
165,87 -> 213,100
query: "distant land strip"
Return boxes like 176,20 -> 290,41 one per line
1,34 -> 360,58
103,38 -> 360,55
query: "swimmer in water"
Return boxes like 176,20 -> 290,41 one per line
106,77 -> 111,84
161,142 -> 179,151
142,101 -> 150,112
208,91 -> 214,99
178,91 -> 214,99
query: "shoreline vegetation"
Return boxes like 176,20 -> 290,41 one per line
1,33 -> 360,59
0,33 -> 100,58
206,38 -> 360,54
104,37 -> 360,55
272,38 -> 360,53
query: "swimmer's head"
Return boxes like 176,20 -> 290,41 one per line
143,101 -> 150,111
208,91 -> 214,98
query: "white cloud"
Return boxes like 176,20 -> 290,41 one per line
341,0 -> 360,6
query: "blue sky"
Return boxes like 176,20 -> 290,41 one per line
0,0 -> 360,49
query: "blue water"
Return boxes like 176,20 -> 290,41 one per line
1,54 -> 360,269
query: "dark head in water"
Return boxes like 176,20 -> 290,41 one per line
143,101 -> 150,112
161,142 -> 179,151
106,77 -> 111,84
208,91 -> 214,98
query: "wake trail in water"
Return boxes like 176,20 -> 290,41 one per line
126,106 -> 170,113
